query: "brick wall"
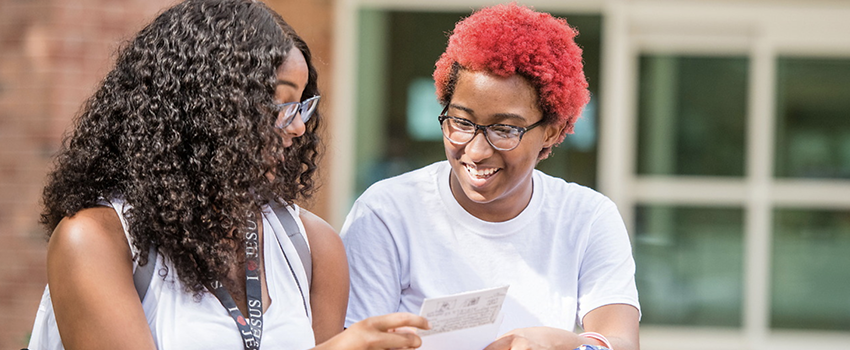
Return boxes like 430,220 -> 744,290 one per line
267,0 -> 336,226
0,0 -> 335,348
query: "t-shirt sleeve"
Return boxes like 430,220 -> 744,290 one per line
340,199 -> 406,328
576,198 -> 641,326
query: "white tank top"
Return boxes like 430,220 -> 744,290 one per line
28,199 -> 316,350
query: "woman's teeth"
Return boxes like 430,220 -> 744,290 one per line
466,165 -> 498,178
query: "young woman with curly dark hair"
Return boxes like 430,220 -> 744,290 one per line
28,0 -> 428,349
342,4 -> 639,350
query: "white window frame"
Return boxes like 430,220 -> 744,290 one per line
330,1 -> 850,349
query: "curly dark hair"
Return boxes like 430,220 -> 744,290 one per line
40,0 -> 322,294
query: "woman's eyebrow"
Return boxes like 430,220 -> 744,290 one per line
449,104 -> 525,123
491,112 -> 525,123
448,104 -> 473,115
276,79 -> 298,89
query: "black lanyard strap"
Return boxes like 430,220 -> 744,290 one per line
211,210 -> 264,350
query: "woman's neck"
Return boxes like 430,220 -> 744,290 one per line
448,173 -> 533,222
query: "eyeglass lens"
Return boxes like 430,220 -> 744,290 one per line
277,96 -> 319,128
441,117 -> 523,151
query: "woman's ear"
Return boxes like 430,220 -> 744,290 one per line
537,122 -> 566,161
542,122 -> 565,149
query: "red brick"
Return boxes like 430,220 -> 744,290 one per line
0,0 -> 335,347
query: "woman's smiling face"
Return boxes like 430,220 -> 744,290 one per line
443,70 -> 561,222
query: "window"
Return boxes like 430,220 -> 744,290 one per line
771,208 -> 850,330
775,57 -> 850,179
635,205 -> 745,327
616,2 -> 850,348
637,55 -> 748,177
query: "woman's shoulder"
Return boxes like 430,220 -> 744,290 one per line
45,206 -> 155,349
358,161 -> 445,203
534,170 -> 617,211
48,206 -> 134,280
49,206 -> 130,257
298,208 -> 339,248
535,170 -> 606,196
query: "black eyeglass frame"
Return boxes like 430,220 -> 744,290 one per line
275,95 -> 320,128
437,106 -> 545,151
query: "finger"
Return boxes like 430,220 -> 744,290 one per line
369,312 -> 430,332
482,335 -> 514,350
371,329 -> 423,349
494,329 -> 519,340
390,326 -> 419,335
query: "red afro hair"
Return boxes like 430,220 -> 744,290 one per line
433,3 -> 590,154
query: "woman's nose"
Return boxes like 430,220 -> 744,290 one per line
284,112 -> 306,137
464,131 -> 494,161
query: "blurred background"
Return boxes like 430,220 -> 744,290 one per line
1,0 -> 849,349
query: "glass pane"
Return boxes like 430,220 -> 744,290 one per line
775,57 -> 850,179
637,55 -> 748,177
354,10 -> 602,195
634,205 -> 744,327
771,208 -> 850,330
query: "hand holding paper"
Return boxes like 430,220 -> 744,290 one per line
317,313 -> 429,350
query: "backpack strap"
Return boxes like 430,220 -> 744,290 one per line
130,205 -> 313,309
271,203 -> 312,317
272,204 -> 312,287
133,245 -> 157,302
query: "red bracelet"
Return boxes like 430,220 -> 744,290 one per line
579,332 -> 613,350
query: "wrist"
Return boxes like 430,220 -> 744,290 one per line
578,331 -> 612,350
574,345 -> 609,350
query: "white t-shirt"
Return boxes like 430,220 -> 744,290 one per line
342,161 -> 640,334
28,199 -> 315,350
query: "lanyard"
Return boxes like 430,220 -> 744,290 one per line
210,211 -> 264,350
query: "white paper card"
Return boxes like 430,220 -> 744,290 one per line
416,285 -> 509,350
416,313 -> 504,350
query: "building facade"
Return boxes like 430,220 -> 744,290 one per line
2,0 -> 849,349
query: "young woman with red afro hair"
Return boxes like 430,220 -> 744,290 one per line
342,3 -> 640,350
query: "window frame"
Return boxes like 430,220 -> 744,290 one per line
601,2 -> 850,349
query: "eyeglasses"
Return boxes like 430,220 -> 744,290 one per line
438,106 -> 544,151
275,95 -> 320,128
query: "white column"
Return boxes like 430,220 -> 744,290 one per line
598,0 -> 636,230
743,34 -> 776,349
